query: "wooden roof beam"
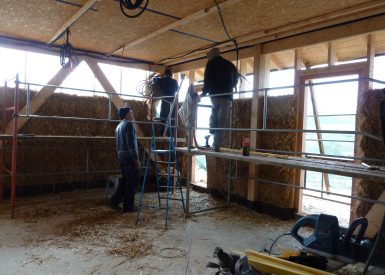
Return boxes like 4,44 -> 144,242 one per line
48,0 -> 100,44
168,0 -> 385,69
270,54 -> 283,70
108,0 -> 242,55
5,64 -> 74,134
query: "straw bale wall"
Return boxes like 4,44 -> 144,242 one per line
352,89 -> 385,219
207,95 -> 296,211
0,87 -> 176,196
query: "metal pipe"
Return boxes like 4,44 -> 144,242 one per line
187,205 -> 228,215
229,176 -> 385,206
303,193 -> 350,206
263,88 -> 268,129
26,84 -> 30,116
11,74 -> 20,218
250,147 -> 385,164
0,170 -> 120,178
108,93 -> 112,120
0,82 -> 7,202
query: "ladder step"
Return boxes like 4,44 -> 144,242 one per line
159,196 -> 184,201
158,173 -> 178,177
153,149 -> 174,153
6,107 -> 15,111
158,185 -> 182,189
155,160 -> 176,164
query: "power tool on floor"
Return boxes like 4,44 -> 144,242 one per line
291,214 -> 374,264
206,247 -> 261,275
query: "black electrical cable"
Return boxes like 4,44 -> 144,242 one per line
120,0 -> 149,18
268,233 -> 292,256
60,29 -> 78,68
213,0 -> 239,68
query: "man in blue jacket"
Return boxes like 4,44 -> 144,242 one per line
153,69 -> 179,135
201,48 -> 238,151
110,107 -> 140,212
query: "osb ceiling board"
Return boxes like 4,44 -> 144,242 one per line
122,31 -> 210,63
301,44 -> 328,66
70,1 -> 176,55
0,0 -> 383,65
0,0 -> 77,42
176,0 -> 371,44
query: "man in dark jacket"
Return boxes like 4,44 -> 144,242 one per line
201,48 -> 238,151
110,107 -> 140,212
153,69 -> 179,135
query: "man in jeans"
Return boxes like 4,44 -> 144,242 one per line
201,48 -> 238,151
110,107 -> 140,213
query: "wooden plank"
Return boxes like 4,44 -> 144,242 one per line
364,34 -> 375,90
238,59 -> 248,98
48,0 -> 100,44
244,250 -> 333,275
175,147 -> 385,182
327,42 -> 337,66
293,49 -> 305,212
5,65 -> 73,134
247,45 -> 269,202
308,79 -> 331,192
110,0 -> 242,55
363,190 -> 385,238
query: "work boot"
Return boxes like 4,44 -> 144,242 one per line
109,200 -> 122,211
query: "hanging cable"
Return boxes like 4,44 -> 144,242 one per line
60,28 -> 78,69
120,0 -> 149,18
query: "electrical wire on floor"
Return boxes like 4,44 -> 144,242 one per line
156,215 -> 191,275
268,233 -> 292,256
120,0 -> 149,18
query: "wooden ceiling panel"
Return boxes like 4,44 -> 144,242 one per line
122,31 -> 210,63
0,0 -> 78,42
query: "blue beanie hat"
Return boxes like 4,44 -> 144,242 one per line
118,107 -> 131,119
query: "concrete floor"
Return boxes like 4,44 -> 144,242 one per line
0,188 -> 295,275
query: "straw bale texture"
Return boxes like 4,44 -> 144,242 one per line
257,95 -> 296,208
0,87 -> 168,192
352,89 -> 385,219
207,95 -> 296,208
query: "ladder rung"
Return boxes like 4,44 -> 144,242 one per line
158,185 -> 182,189
6,107 -> 15,111
158,173 -> 178,177
159,196 -> 184,201
155,160 -> 176,164
153,149 -> 174,153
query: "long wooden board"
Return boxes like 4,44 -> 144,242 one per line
175,147 -> 385,182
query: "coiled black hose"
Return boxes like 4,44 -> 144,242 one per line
60,29 -> 78,68
120,0 -> 149,18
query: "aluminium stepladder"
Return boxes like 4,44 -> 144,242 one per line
136,75 -> 186,229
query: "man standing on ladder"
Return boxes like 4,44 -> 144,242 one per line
110,107 -> 140,213
153,69 -> 178,136
201,47 -> 238,151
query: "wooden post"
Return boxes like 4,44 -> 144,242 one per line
247,45 -> 269,202
239,59 -> 248,98
189,70 -> 197,183
327,42 -> 337,66
293,49 -> 306,212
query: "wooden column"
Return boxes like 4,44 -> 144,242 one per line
189,70 -> 197,183
327,42 -> 337,66
239,59 -> 248,98
364,34 -> 375,91
247,45 -> 269,202
85,58 -> 148,141
293,49 -> 306,212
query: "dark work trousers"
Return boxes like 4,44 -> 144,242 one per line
111,157 -> 139,212
160,99 -> 175,136
210,97 -> 231,149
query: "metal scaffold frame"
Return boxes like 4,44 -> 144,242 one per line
179,77 -> 385,216
1,74 -> 385,220
0,74 -> 183,217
